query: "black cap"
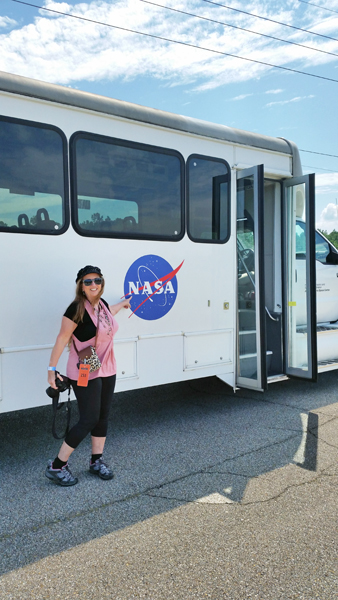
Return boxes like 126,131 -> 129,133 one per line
76,265 -> 103,282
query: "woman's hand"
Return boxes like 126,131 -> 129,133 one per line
109,297 -> 132,315
121,297 -> 132,310
47,371 -> 64,390
47,317 -> 77,387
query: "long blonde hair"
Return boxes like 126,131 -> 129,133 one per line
73,276 -> 106,323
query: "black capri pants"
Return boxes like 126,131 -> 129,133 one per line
65,375 -> 116,449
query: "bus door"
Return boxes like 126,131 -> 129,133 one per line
236,165 -> 267,391
282,175 -> 317,381
236,169 -> 317,390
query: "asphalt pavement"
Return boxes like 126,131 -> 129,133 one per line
0,372 -> 337,599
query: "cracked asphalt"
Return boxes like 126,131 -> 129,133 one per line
0,372 -> 337,599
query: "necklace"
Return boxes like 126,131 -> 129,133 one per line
91,300 -> 100,314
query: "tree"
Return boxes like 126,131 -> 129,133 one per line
80,212 -> 124,231
319,228 -> 338,249
327,230 -> 338,249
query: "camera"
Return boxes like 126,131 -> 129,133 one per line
46,373 -> 70,398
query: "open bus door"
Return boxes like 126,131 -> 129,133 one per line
282,174 -> 317,381
236,168 -> 317,391
236,165 -> 267,391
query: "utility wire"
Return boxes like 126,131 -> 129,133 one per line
11,0 -> 338,84
300,149 -> 338,157
298,0 -> 338,15
303,165 -> 338,172
200,0 -> 338,43
140,0 -> 338,58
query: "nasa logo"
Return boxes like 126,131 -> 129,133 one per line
123,255 -> 184,320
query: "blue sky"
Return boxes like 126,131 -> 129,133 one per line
1,0 -> 338,231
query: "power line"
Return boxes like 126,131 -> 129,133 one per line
300,149 -> 338,158
11,0 -> 338,84
200,0 -> 338,43
298,0 -> 338,15
140,0 -> 338,58
303,165 -> 338,172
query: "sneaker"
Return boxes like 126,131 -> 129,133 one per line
45,460 -> 78,487
89,457 -> 114,480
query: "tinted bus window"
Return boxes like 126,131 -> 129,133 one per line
187,155 -> 231,243
71,133 -> 184,240
0,117 -> 68,234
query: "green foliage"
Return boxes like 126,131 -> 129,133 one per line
80,212 -> 124,231
318,229 -> 338,250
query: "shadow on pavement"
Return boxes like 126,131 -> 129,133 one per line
0,370 -> 336,575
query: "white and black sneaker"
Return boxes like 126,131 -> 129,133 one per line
89,457 -> 114,480
45,460 -> 78,486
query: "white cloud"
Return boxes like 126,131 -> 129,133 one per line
0,16 -> 17,29
305,15 -> 338,36
321,203 -> 338,219
265,88 -> 284,94
0,0 -> 337,89
43,1 -> 71,12
316,201 -> 338,232
266,95 -> 314,107
315,172 -> 338,195
232,94 -> 254,100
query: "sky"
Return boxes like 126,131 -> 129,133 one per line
1,0 -> 338,232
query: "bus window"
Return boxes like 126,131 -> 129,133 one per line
0,117 -> 68,234
71,133 -> 184,240
297,220 -> 333,264
315,230 -> 331,264
187,154 -> 230,243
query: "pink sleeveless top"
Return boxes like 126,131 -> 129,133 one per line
66,299 -> 119,381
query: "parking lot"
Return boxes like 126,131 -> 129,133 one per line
0,372 -> 337,599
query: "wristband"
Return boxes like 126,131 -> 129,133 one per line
48,367 -> 57,371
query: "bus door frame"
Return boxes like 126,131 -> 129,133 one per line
281,174 -> 317,381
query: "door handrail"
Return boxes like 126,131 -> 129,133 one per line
237,242 -> 279,322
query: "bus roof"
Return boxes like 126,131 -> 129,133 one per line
0,70 -> 302,175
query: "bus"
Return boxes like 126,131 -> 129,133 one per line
1,70 -> 338,413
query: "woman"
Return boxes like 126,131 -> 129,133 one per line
46,265 -> 131,487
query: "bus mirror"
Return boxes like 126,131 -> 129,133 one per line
326,248 -> 338,265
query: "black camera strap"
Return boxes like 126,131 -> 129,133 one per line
52,386 -> 72,440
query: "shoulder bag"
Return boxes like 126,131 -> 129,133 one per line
73,305 -> 102,372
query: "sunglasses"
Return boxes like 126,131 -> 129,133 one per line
82,278 -> 103,286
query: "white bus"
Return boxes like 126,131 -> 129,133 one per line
1,71 -> 338,413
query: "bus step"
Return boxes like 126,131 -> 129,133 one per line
267,374 -> 289,384
297,323 -> 338,368
318,359 -> 338,372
